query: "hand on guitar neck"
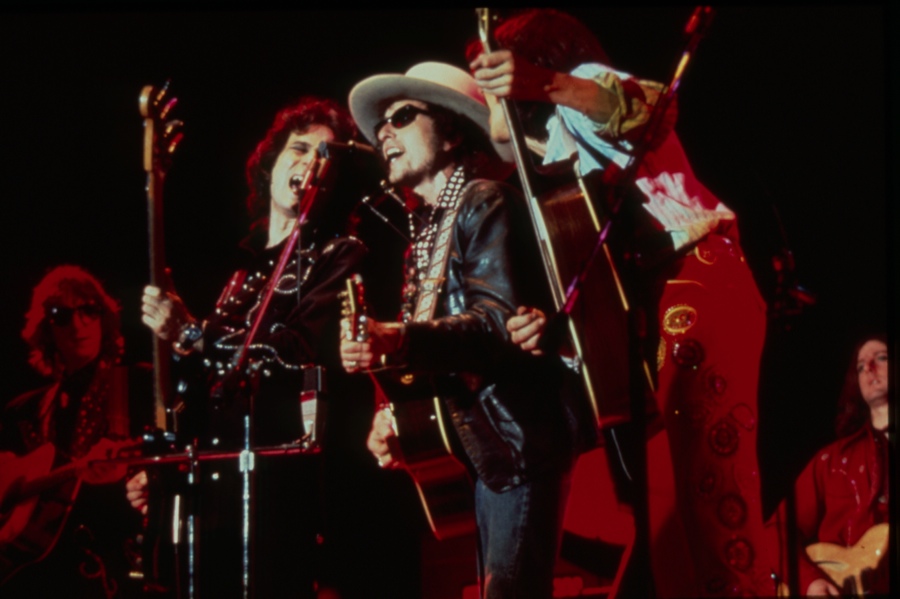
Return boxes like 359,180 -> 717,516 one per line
338,275 -> 406,373
469,49 -> 619,127
339,318 -> 406,373
469,49 -> 557,103
141,270 -> 198,348
339,274 -> 402,467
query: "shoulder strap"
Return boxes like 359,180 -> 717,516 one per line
411,180 -> 479,322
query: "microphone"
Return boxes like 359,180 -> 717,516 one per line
317,140 -> 377,158
685,6 -> 714,36
360,196 -> 411,242
380,180 -> 427,226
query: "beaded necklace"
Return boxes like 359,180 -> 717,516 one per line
399,166 -> 468,322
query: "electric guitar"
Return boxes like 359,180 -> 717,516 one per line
340,275 -> 476,540
139,81 -> 185,593
806,523 -> 889,597
139,80 -> 184,432
0,438 -> 141,586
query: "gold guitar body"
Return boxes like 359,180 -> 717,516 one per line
806,523 -> 889,597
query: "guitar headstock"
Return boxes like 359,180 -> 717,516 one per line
340,274 -> 369,342
475,8 -> 498,53
139,80 -> 184,176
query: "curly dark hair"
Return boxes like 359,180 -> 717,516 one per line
834,333 -> 888,438
244,96 -> 358,222
21,265 -> 123,378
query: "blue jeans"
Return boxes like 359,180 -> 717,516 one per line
475,473 -> 572,598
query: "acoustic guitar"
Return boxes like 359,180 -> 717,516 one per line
340,275 -> 476,541
0,438 -> 139,586
476,8 -> 644,432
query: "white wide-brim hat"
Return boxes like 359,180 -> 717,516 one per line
348,61 -> 514,164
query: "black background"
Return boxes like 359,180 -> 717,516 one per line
1,4 -> 892,517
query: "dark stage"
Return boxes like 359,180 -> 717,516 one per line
0,5 -> 893,598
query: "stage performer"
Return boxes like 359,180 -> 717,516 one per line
470,9 -> 778,596
1,265 -> 142,598
342,61 -> 587,598
128,96 -> 420,598
777,335 -> 890,596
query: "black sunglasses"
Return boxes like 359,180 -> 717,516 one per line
374,104 -> 430,139
47,303 -> 102,327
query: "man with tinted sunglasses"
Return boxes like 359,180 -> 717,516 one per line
341,62 -> 587,598
0,265 -> 142,597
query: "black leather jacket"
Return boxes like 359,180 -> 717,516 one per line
178,232 -> 368,447
401,179 -> 579,492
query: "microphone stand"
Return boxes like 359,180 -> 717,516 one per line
204,144 -> 336,599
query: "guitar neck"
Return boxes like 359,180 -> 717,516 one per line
141,83 -> 180,432
477,8 -> 566,310
148,173 -> 173,431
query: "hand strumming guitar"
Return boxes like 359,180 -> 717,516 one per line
339,317 -> 406,373
366,408 -> 399,470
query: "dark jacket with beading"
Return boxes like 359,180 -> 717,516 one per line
400,179 -> 581,492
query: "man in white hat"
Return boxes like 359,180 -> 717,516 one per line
340,62 -> 584,598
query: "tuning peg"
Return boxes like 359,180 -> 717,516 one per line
159,96 -> 178,121
167,133 -> 184,155
154,80 -> 172,104
164,120 -> 184,154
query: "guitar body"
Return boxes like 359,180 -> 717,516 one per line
341,275 -> 475,540
373,373 -> 476,541
0,444 -> 79,586
537,176 -> 635,428
476,9 -> 658,432
806,522 -> 889,597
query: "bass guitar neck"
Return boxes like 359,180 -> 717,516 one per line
139,81 -> 184,432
